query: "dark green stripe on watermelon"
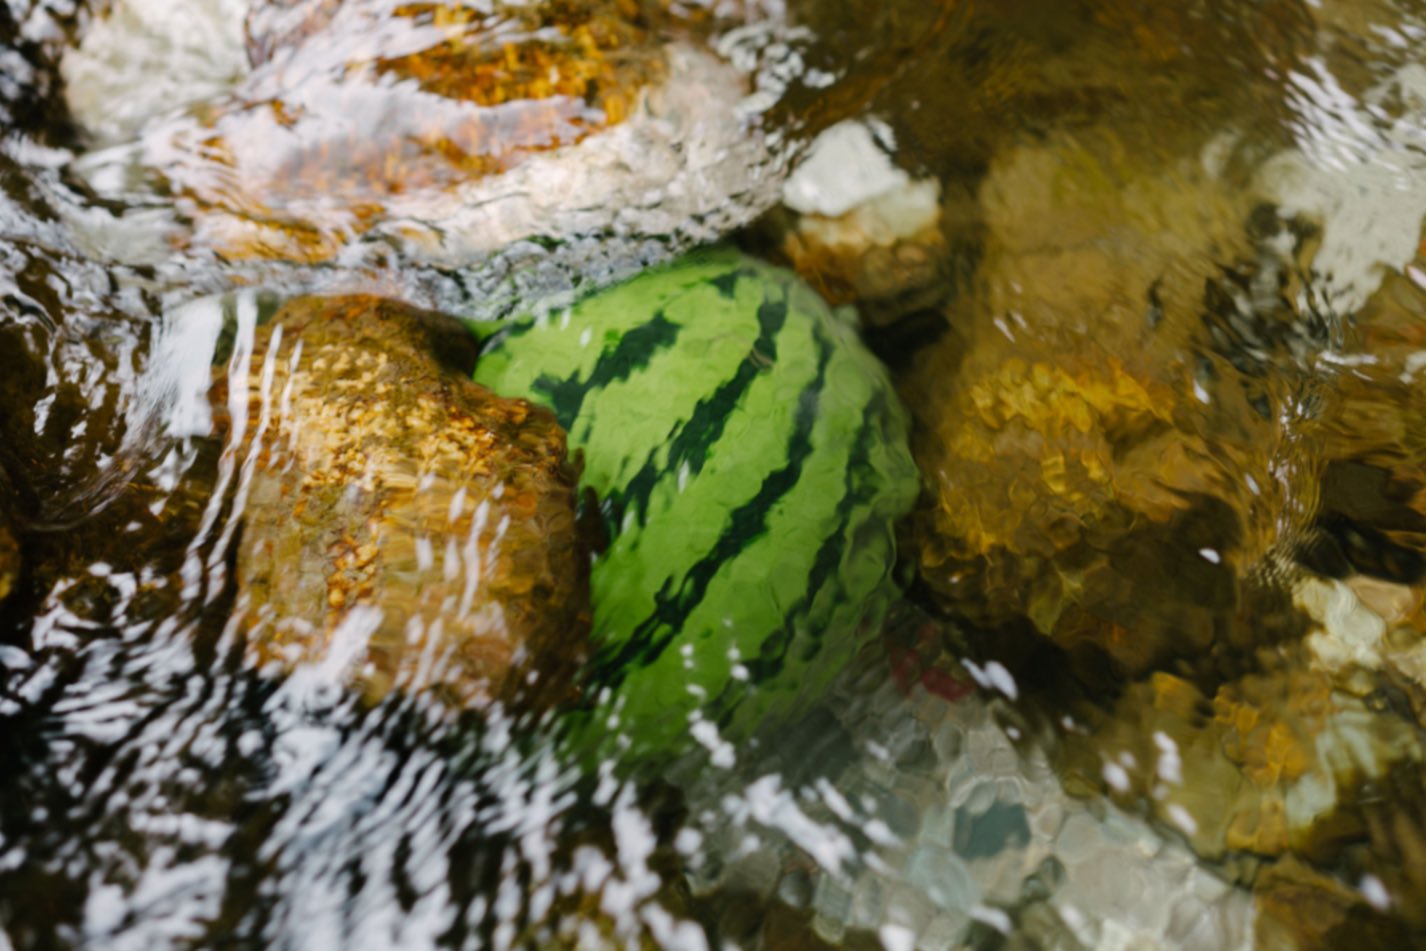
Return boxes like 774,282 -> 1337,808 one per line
707,328 -> 898,731
598,292 -> 790,534
743,380 -> 886,681
590,293 -> 827,686
532,311 -> 681,429
468,247 -> 919,760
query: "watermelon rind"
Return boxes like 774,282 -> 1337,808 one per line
470,247 -> 919,762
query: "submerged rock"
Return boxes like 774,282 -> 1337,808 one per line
1063,662 -> 1422,862
178,0 -> 685,263
687,607 -> 1260,951
0,473 -> 17,607
1253,856 -> 1410,950
63,0 -> 781,291
59,0 -> 251,146
864,0 -> 1309,188
905,129 -> 1317,676
213,295 -> 589,709
1308,262 -> 1426,525
242,0 -> 341,65
1055,626 -> 1426,939
768,119 -> 952,324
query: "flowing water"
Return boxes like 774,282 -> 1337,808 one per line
7,0 -> 1426,948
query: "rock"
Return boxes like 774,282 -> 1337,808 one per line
65,0 -> 779,283
214,295 -> 590,709
866,0 -> 1310,185
1309,261 -> 1426,484
242,0 -> 765,67
243,0 -> 664,133
688,606 -> 1260,951
242,0 -> 340,66
0,233 -> 175,631
167,0 -> 688,264
1258,61 -> 1426,317
60,0 -> 250,146
769,119 -> 952,324
904,128 -> 1315,676
1287,252 -> 1426,710
0,471 -> 18,607
1062,661 -> 1423,864
1253,856 -> 1410,950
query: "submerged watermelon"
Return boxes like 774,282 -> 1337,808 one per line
471,247 -> 919,759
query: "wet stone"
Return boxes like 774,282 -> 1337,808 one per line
244,0 -> 666,137
66,0 -> 774,276
1061,660 -> 1424,867
767,119 -> 953,324
904,127 -> 1318,678
1253,855 -> 1411,950
178,0 -> 667,262
243,0 -> 340,65
1285,250 -> 1426,717
866,0 -> 1309,184
213,295 -> 590,709
0,473 -> 17,608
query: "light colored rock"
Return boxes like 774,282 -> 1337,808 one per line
685,617 -> 1256,951
1064,663 -> 1422,863
782,120 -> 912,219
63,0 -> 781,293
61,0 -> 249,145
1260,63 -> 1426,315
772,119 -> 948,320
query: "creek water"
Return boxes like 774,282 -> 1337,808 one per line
5,1 -> 1426,948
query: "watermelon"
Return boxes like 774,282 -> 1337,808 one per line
470,247 -> 919,760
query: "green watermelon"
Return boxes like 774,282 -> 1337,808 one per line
470,247 -> 919,759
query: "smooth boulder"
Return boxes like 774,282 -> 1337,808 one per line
214,295 -> 590,709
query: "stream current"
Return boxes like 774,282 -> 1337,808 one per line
6,1 -> 1426,948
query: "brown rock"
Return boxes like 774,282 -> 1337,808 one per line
772,175 -> 953,325
905,130 -> 1315,675
243,0 -> 763,70
244,0 -> 341,66
246,0 -> 663,119
0,471 -> 17,607
1062,663 -> 1422,863
1253,856 -> 1410,950
1309,265 -> 1426,536
1288,257 -> 1426,718
214,295 -> 590,709
868,0 -> 1309,183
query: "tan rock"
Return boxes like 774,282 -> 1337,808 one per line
775,186 -> 949,323
189,0 -> 667,261
1253,856 -> 1409,950
1312,264 -> 1426,477
1063,663 -> 1422,864
60,0 -> 796,287
870,0 -> 1308,178
905,129 -> 1314,674
214,295 -> 590,709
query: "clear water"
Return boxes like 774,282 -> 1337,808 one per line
6,0 -> 1426,948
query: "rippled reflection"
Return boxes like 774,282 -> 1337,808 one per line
15,0 -> 1426,948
